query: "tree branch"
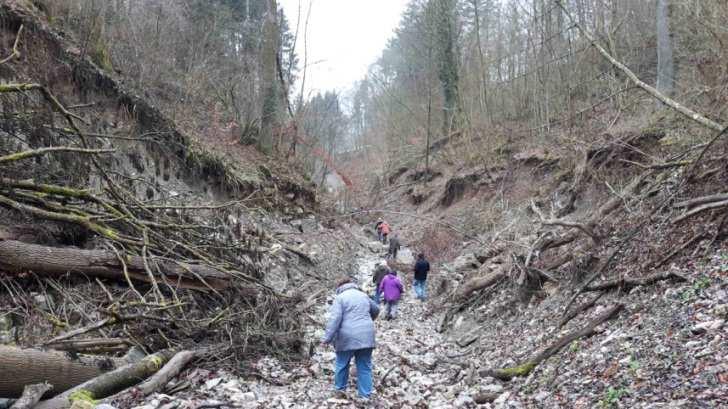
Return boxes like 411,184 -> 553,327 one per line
9,383 -> 52,409
0,147 -> 114,164
0,24 -> 23,65
555,0 -> 724,132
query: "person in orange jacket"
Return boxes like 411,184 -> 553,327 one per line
379,221 -> 390,244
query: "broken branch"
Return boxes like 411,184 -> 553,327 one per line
555,0 -> 724,132
584,271 -> 687,292
135,350 -> 198,396
0,147 -> 114,164
9,383 -> 52,409
0,24 -> 23,65
481,304 -> 623,381
673,199 -> 728,223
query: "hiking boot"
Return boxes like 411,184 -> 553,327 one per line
356,395 -> 381,407
333,390 -> 348,400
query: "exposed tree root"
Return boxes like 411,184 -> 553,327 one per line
480,304 -> 623,381
674,193 -> 728,209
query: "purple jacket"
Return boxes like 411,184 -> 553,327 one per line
379,273 -> 403,302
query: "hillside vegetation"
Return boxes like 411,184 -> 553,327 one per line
1,0 -> 727,408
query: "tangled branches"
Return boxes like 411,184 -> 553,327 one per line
0,81 -> 304,371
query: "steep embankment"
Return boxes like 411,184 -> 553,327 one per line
0,2 -> 356,402
0,0 -> 313,206
353,110 -> 728,406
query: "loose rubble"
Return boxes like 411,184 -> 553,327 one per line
111,242 -> 727,408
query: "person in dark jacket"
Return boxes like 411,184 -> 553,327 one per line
371,262 -> 389,304
321,276 -> 380,399
387,234 -> 400,260
413,253 -> 430,300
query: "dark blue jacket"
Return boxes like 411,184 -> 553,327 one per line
414,259 -> 430,281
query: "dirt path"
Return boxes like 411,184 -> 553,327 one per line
135,243 -> 503,409
252,244 -> 467,408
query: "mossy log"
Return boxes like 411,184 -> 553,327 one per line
34,350 -> 175,409
0,240 -> 230,291
480,304 -> 623,381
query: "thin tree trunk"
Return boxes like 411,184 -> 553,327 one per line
656,0 -> 674,102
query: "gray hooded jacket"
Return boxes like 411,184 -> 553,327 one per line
321,283 -> 379,351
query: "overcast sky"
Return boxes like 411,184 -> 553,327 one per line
279,0 -> 409,98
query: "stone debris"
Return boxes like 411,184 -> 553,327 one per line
113,242 -> 727,408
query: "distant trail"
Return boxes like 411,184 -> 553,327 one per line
336,209 -> 485,244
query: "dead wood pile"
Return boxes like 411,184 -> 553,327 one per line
0,14 -> 309,405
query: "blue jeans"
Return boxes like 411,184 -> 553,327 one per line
414,279 -> 427,299
334,348 -> 373,398
372,286 -> 382,304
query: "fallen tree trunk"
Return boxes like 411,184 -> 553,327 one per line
584,271 -> 687,292
0,240 -> 229,291
9,383 -> 52,409
0,225 -> 60,244
0,346 -> 110,398
44,338 -> 131,354
35,350 -> 176,409
457,271 -> 505,298
481,304 -> 623,381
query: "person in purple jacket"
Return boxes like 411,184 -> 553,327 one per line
379,269 -> 403,320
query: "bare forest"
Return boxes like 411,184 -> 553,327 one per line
0,0 -> 727,408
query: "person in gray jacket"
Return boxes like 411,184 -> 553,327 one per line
321,276 -> 380,400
